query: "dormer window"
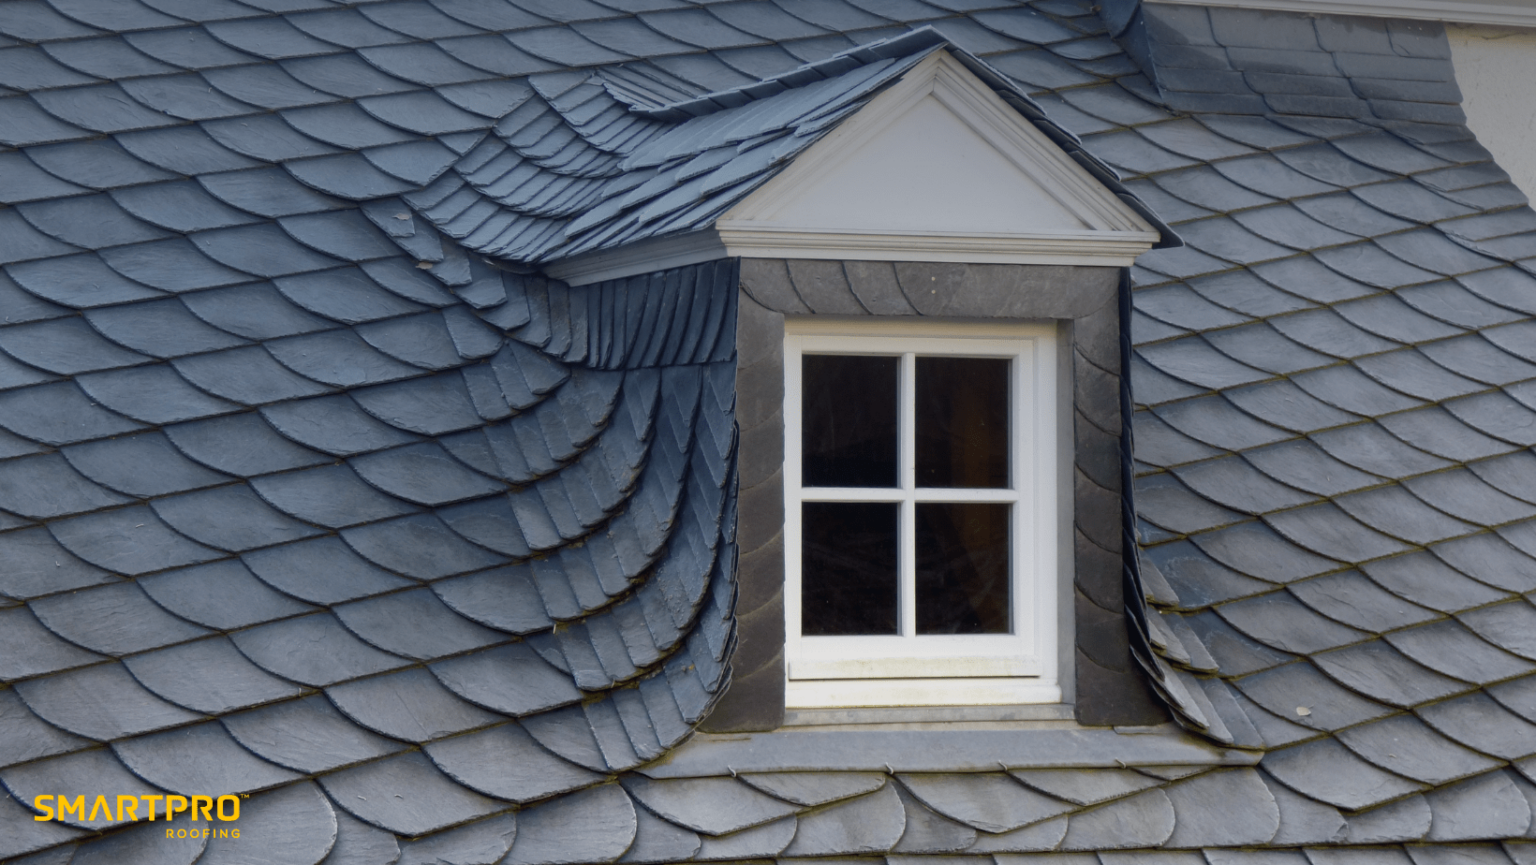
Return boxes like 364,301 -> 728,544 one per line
784,320 -> 1059,708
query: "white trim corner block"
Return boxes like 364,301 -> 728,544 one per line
545,50 -> 1161,287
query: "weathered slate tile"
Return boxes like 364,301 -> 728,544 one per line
1340,714 -> 1502,785
780,781 -> 905,856
1056,788 -> 1175,850
222,694 -> 405,774
138,559 -> 315,631
504,783 -> 636,865
1,749 -> 160,831
1266,736 -> 1430,811
431,643 -> 581,716
0,686 -> 89,769
124,636 -> 305,715
323,809 -> 400,865
14,661 -> 202,741
199,781 -> 339,865
621,775 -> 799,835
328,666 -> 502,743
31,581 -> 210,656
112,720 -> 301,796
67,816 -> 205,865
231,613 -> 410,687
1424,771 -> 1533,841
739,771 -> 887,806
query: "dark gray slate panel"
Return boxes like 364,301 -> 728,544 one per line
222,694 -> 406,774
621,774 -> 798,835
504,783 -> 636,865
320,750 -> 507,837
780,781 -> 906,857
111,720 -> 302,796
426,722 -> 605,803
14,661 -> 201,741
123,636 -> 305,715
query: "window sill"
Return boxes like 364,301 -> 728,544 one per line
786,677 -> 1061,709
783,702 -> 1076,727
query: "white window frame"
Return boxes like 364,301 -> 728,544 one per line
783,318 -> 1060,709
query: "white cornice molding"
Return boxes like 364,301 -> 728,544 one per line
1147,0 -> 1536,27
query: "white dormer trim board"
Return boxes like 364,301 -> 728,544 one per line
545,51 -> 1161,287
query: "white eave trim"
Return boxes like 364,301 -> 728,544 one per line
541,226 -> 1159,286
1147,0 -> 1536,27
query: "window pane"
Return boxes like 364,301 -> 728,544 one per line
803,354 -> 897,487
802,502 -> 898,635
915,357 -> 1009,488
916,502 -> 1010,634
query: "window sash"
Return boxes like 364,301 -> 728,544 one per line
783,324 -> 1059,705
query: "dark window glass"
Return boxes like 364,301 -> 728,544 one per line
915,502 -> 1010,634
803,354 -> 897,487
802,502 -> 898,635
915,357 -> 1009,488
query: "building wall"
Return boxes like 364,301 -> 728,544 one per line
1448,23 -> 1536,201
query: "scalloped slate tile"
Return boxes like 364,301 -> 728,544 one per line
431,643 -> 581,716
1387,619 -> 1536,685
1314,639 -> 1471,708
505,782 -> 635,865
112,720 -> 302,796
250,463 -> 418,528
199,781 -> 339,865
14,662 -> 202,741
241,535 -> 414,606
0,606 -> 103,682
1423,771 -> 1532,842
48,504 -> 224,576
0,525 -> 118,600
1057,788 -> 1175,851
327,666 -> 502,742
123,636 -> 305,715
221,693 -> 406,774
179,282 -> 331,341
83,297 -> 249,359
621,775 -> 799,835
0,316 -> 150,375
335,587 -> 505,660
350,441 -> 505,506
425,722 -> 603,804
30,580 -> 210,655
164,412 -> 331,477
343,512 -> 508,578
1262,738 -> 1428,811
322,749 -> 507,836
231,613 -> 410,687
1420,692 -> 1536,760
138,559 -> 315,631
0,748 -> 161,831
323,810 -> 401,865
0,453 -> 132,519
1339,713 -> 1501,786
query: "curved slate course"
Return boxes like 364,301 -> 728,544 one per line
4,0 -> 1536,863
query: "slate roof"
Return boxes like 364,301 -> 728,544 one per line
3,0 -> 1536,863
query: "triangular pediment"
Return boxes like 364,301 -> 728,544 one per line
716,50 -> 1160,266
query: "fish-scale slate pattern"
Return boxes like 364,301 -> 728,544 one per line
0,49 -> 746,852
6,0 -> 1536,862
0,0 -> 1195,862
1108,1 -> 1536,860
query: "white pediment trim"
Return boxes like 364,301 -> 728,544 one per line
545,50 -> 1161,287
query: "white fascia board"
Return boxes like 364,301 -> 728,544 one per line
1147,0 -> 1536,26
544,50 -> 1160,286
